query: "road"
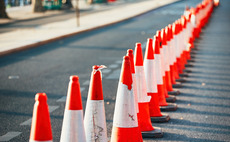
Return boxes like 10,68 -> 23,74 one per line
0,0 -> 230,141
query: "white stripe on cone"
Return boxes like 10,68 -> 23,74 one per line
144,59 -> 158,93
60,110 -> 86,142
135,66 -> 151,103
154,54 -> 163,85
132,73 -> 139,113
113,82 -> 138,127
160,48 -> 166,76
84,100 -> 107,142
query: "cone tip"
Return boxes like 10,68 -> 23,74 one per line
127,49 -> 133,54
35,93 -> 47,102
70,75 -> 79,82
124,56 -> 130,61
136,43 -> 141,47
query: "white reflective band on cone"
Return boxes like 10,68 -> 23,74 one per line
135,66 -> 151,103
154,55 -> 163,85
84,100 -> 107,142
174,35 -> 181,58
60,110 -> 86,142
144,59 -> 158,93
171,38 -> 177,64
132,73 -> 139,113
163,45 -> 170,71
160,48 -> 166,76
168,40 -> 174,66
113,82 -> 138,128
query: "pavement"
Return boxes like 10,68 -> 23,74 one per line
0,0 -> 179,56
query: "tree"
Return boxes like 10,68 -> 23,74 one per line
0,0 -> 10,18
32,0 -> 44,12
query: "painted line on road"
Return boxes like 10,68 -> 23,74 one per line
83,80 -> 90,85
108,64 -> 119,69
0,131 -> 22,141
115,60 -> 122,64
101,68 -> 111,74
56,87 -> 85,102
20,105 -> 59,126
105,69 -> 120,79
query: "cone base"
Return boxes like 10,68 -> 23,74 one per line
172,82 -> 183,88
187,59 -> 195,63
179,73 -> 189,78
141,127 -> 163,138
168,90 -> 180,95
166,95 -> 176,103
176,78 -> 186,83
150,113 -> 170,123
185,64 -> 194,68
160,103 -> 177,111
184,69 -> 192,73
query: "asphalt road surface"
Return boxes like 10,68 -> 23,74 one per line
0,0 -> 230,141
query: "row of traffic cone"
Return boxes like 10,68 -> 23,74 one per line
28,0 -> 217,141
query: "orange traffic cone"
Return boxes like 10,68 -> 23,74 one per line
126,49 -> 139,115
136,43 -> 169,123
154,35 -> 178,112
60,76 -> 86,142
111,56 -> 143,142
84,65 -> 107,142
29,93 -> 53,142
127,48 -> 163,138
165,26 -> 180,96
172,21 -> 187,83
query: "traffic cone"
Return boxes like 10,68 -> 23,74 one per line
137,43 -> 169,123
84,65 -> 107,142
153,35 -> 178,112
172,21 -> 187,83
29,93 -> 53,142
168,24 -> 183,89
126,48 -> 163,138
60,76 -> 86,142
126,49 -> 139,115
157,30 -> 177,101
111,56 -> 143,142
214,0 -> 219,7
164,26 -> 180,96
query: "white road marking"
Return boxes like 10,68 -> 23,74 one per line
83,80 -> 90,85
105,69 -> 120,79
20,105 -> 59,126
101,68 -> 111,74
0,132 -> 22,141
56,88 -> 85,102
20,118 -> 32,126
8,76 -> 19,79
48,105 -> 59,113
108,64 -> 119,69
115,60 -> 122,64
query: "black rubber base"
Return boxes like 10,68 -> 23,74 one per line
176,78 -> 186,83
151,113 -> 170,123
160,103 -> 178,111
168,89 -> 180,95
172,82 -> 183,88
179,73 -> 189,77
187,59 -> 195,63
166,95 -> 176,102
185,64 -> 194,67
141,127 -> 163,138
184,69 -> 192,73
